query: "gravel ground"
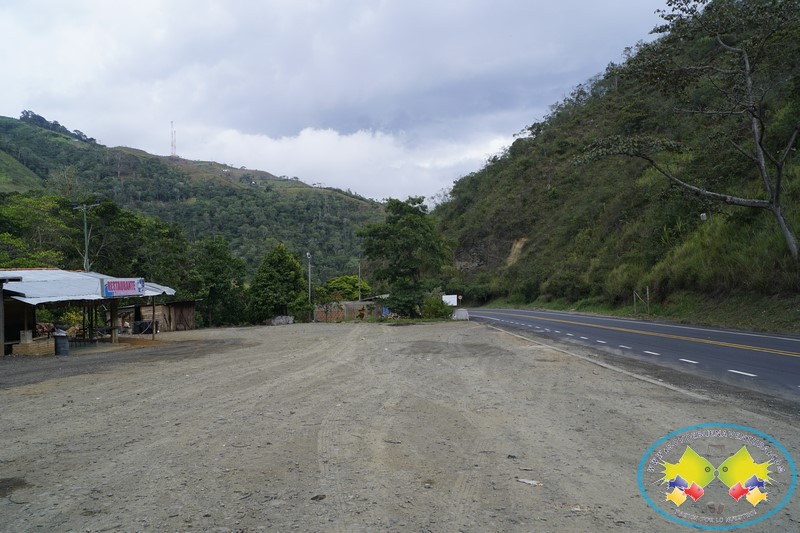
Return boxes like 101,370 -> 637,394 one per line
0,321 -> 797,532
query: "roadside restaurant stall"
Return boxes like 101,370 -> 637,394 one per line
1,269 -> 175,356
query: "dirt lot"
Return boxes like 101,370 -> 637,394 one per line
0,321 -> 798,532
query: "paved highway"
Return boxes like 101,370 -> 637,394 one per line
470,308 -> 800,399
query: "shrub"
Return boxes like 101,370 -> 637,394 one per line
421,293 -> 453,319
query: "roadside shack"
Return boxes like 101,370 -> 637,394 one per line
0,269 -> 175,356
115,300 -> 198,333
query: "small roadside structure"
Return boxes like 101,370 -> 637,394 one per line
115,300 -> 197,333
1,268 -> 175,355
452,309 -> 469,321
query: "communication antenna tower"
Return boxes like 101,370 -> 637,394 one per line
171,121 -> 177,157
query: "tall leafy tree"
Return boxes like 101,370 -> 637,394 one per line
0,232 -> 63,268
247,243 -> 308,323
359,197 -> 450,316
78,199 -> 194,294
322,274 -> 371,301
578,0 -> 800,258
187,236 -> 247,327
0,191 -> 195,291
0,192 -> 79,267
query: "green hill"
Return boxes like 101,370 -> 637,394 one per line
4,0 -> 798,332
0,149 -> 41,192
0,114 -> 382,282
434,0 -> 800,328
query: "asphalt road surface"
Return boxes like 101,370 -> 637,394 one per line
470,308 -> 800,401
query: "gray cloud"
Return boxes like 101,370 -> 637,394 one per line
0,0 -> 666,200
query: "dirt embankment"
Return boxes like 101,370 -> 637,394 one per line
0,322 -> 797,532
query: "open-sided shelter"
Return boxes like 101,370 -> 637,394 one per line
1,268 -> 175,355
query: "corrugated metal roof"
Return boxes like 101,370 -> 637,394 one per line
0,269 -> 176,305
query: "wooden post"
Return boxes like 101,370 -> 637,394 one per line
110,298 -> 118,344
0,281 -> 5,355
89,302 -> 95,343
0,277 -> 25,353
151,296 -> 156,340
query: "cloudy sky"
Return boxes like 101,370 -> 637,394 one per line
1,0 -> 666,202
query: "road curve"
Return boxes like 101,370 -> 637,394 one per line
469,308 -> 800,400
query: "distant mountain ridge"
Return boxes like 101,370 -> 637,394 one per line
0,113 -> 383,281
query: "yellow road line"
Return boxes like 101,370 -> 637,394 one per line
476,311 -> 800,359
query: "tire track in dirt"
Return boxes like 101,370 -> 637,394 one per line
312,323 -> 388,532
350,325 -> 517,529
2,323 -> 799,532
426,327 -> 528,528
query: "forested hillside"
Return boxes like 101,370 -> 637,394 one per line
4,0 -> 798,330
435,0 -> 800,315
0,113 -> 383,282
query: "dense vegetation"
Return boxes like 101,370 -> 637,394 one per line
0,113 -> 384,326
3,0 -> 798,330
434,0 -> 800,323
359,197 -> 452,317
0,192 -> 310,327
0,113 -> 383,282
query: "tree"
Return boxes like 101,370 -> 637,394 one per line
0,232 -> 62,268
79,199 -> 195,294
359,197 -> 450,317
578,0 -> 800,259
247,243 -> 308,323
187,236 -> 247,327
420,288 -> 454,319
314,286 -> 344,322
0,192 -> 78,267
323,274 -> 371,301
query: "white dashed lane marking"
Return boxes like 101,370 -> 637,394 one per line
475,313 -> 792,388
728,369 -> 757,377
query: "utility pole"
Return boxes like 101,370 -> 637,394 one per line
306,252 -> 313,322
72,200 -> 101,272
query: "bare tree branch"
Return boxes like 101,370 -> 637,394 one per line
778,124 -> 800,167
644,157 -> 771,209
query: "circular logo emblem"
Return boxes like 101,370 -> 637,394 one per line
638,423 -> 796,530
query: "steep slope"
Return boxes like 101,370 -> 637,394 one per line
0,150 -> 41,192
435,1 -> 800,307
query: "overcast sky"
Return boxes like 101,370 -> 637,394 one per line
1,0 -> 666,202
